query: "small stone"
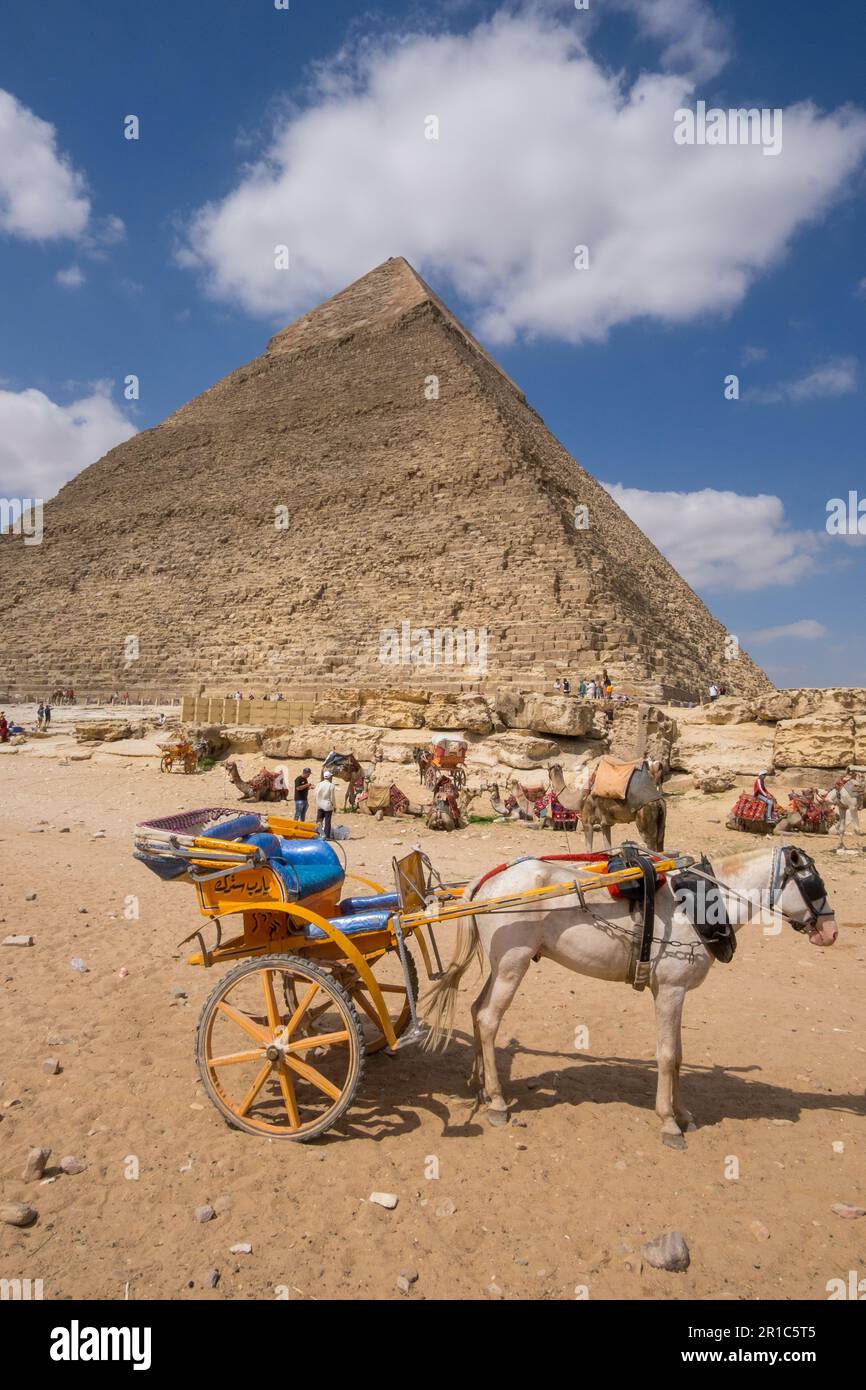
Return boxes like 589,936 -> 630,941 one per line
514,1257 -> 528,1266
195,1205 -> 215,1223
92,831 -> 106,839
118,967 -> 129,978
60,1155 -> 87,1175
511,1117 -> 527,1128
78,907 -> 88,914
3,935 -> 34,947
172,988 -> 188,999
749,1220 -> 770,1241
60,827 -> 70,833
435,1199 -> 457,1217
1,1201 -> 38,1227
206,1269 -> 220,1288
396,1275 -> 411,1294
43,1057 -> 61,1075
641,1231 -> 690,1272
23,1146 -> 51,1181
515,1143 -> 528,1151
369,1192 -> 398,1210
229,1242 -> 252,1255
69,957 -> 88,973
831,1202 -> 866,1219
25,892 -> 37,902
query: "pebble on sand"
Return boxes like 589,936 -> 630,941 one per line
369,1192 -> 398,1210
640,1231 -> 691,1272
23,1146 -> 51,1181
69,958 -> 88,973
43,1057 -> 61,1075
206,1269 -> 220,1288
0,1201 -> 38,1228
831,1202 -> 866,1219
229,1242 -> 252,1255
3,935 -> 35,947
195,1205 -> 215,1223
25,892 -> 37,902
60,1155 -> 87,1175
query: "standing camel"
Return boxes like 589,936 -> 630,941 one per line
548,759 -> 666,851
824,771 -> 865,849
423,845 -> 837,1147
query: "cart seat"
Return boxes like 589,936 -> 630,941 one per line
303,909 -> 394,942
339,893 -> 400,914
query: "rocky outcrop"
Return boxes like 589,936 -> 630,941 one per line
75,721 -> 133,742
773,715 -> 856,770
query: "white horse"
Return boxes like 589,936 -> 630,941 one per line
423,844 -> 837,1149
825,772 -> 865,849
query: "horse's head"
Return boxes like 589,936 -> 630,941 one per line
775,846 -> 838,946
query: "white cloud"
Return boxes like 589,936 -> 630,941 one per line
0,384 -> 137,499
178,7 -> 866,343
746,356 -> 858,404
744,619 -> 829,643
56,265 -> 85,289
611,0 -> 730,81
741,344 -> 767,365
0,89 -> 91,240
603,482 -> 821,591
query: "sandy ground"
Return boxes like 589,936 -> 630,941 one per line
1,712 -> 864,1302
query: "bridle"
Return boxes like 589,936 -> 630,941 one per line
769,845 -> 833,932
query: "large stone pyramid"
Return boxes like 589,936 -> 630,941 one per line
1,257 -> 770,701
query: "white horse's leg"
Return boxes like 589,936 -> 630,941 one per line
583,815 -> 594,852
601,818 -> 613,853
469,974 -> 493,1098
476,947 -> 534,1124
652,982 -> 690,1148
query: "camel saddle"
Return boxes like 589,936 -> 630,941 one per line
592,756 -> 658,808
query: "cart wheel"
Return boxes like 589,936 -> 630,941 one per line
160,753 -> 173,773
195,955 -> 365,1140
336,950 -> 419,1055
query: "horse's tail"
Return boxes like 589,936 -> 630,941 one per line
421,877 -> 486,1051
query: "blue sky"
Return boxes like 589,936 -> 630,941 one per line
1,0 -> 865,686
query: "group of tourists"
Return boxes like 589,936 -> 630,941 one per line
292,765 -> 340,839
108,692 -> 130,705
554,668 -> 614,700
36,701 -> 52,730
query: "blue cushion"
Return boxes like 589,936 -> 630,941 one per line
340,893 -> 400,915
304,909 -> 393,941
199,814 -> 262,842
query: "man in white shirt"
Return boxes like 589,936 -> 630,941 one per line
315,769 -> 339,839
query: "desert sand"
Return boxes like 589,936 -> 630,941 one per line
1,711 -> 864,1302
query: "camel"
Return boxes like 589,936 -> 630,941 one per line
549,758 -> 666,851
487,783 -> 531,822
824,770 -> 865,849
423,844 -> 838,1146
426,776 -> 483,831
224,760 -> 288,803
322,751 -> 374,809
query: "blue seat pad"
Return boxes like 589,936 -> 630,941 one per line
340,893 -> 400,914
304,909 -> 393,941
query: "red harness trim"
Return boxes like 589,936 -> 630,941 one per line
471,852 -> 666,902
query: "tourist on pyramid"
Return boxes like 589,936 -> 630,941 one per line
602,666 -> 610,690
294,767 -> 312,822
562,677 -> 571,695
587,679 -> 596,699
36,702 -> 45,729
578,678 -> 586,698
553,679 -> 562,691
315,769 -> 339,839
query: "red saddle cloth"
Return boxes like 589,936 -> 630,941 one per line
731,793 -> 773,822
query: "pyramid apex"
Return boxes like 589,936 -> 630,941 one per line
267,256 -> 433,356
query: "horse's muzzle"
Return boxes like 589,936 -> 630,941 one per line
809,917 -> 838,946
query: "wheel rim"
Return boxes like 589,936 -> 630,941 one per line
198,959 -> 362,1139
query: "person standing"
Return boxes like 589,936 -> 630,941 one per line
37,702 -> 45,729
0,712 -> 8,743
578,678 -> 586,698
315,769 -> 338,839
587,679 -> 596,700
43,702 -> 52,728
562,677 -> 571,696
294,767 -> 312,821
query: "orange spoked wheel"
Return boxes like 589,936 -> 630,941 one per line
331,951 -> 419,1055
196,955 -> 365,1140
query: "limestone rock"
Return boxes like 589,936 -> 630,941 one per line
641,1231 -> 690,1272
219,726 -> 263,753
425,693 -> 493,735
693,768 -> 736,793
264,725 -> 383,762
484,732 -> 558,769
773,716 -> 856,771
310,699 -> 361,725
700,697 -> 755,725
520,694 -> 597,738
0,1201 -> 38,1227
75,721 -> 132,743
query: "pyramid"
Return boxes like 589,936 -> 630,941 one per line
0,257 -> 771,702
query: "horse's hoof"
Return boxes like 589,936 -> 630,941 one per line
662,1132 -> 687,1150
487,1108 -> 510,1128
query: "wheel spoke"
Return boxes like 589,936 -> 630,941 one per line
287,1029 -> 349,1053
261,969 -> 283,1030
277,1063 -> 301,1128
351,989 -> 384,1028
284,981 -> 320,1038
284,1053 -> 343,1101
209,1049 -> 263,1068
217,1000 -> 270,1044
238,1062 -> 273,1116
